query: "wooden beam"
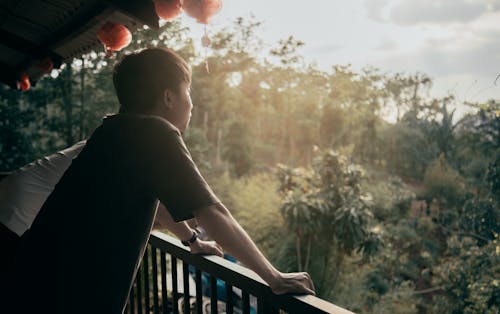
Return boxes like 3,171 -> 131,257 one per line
0,29 -> 62,65
0,62 -> 17,89
14,2 -> 110,73
108,0 -> 160,29
1,0 -> 159,88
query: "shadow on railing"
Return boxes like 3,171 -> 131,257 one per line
126,230 -> 354,314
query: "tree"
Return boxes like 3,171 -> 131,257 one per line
0,86 -> 36,170
276,149 -> 382,297
223,121 -> 253,177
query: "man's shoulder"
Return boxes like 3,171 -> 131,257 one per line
104,114 -> 180,136
146,116 -> 180,134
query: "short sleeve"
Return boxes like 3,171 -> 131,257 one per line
148,122 -> 220,222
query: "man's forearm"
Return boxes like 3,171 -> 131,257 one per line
154,203 -> 224,257
154,203 -> 194,241
194,203 -> 280,285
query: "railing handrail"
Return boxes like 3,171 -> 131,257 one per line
149,230 -> 355,314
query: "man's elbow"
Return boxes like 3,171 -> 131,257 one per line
194,203 -> 229,221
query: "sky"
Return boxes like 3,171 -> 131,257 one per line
180,0 -> 500,108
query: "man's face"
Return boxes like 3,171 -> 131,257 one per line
165,81 -> 193,132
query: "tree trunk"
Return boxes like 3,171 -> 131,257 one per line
296,233 -> 302,272
216,128 -> 222,166
304,234 -> 312,272
317,244 -> 331,295
203,110 -> 208,133
329,253 -> 344,293
60,67 -> 74,146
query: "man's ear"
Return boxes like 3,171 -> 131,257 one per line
163,89 -> 174,109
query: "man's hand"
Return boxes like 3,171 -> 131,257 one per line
269,271 -> 316,295
195,204 -> 317,296
190,239 -> 224,257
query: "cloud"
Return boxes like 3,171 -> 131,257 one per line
375,39 -> 398,51
389,0 -> 497,25
371,29 -> 500,78
364,0 -> 390,22
309,44 -> 343,55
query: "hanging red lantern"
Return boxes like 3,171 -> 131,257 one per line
96,22 -> 132,55
35,57 -> 54,74
154,0 -> 182,21
182,0 -> 222,24
17,73 -> 30,91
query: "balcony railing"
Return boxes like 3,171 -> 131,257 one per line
125,230 -> 354,314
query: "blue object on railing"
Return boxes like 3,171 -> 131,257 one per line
189,253 -> 256,313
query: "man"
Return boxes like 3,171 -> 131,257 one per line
0,141 -> 223,278
8,47 -> 314,313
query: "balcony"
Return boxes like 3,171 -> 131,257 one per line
125,231 -> 354,314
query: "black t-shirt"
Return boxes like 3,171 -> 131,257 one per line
12,114 -> 219,313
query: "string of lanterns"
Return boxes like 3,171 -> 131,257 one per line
16,57 -> 54,91
17,0 -> 222,91
96,0 -> 222,54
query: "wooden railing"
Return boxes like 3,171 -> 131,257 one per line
125,231 -> 354,314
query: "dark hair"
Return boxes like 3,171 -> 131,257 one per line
113,47 -> 191,113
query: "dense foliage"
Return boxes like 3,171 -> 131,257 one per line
1,18 -> 499,313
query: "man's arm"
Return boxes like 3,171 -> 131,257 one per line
194,203 -> 315,295
154,203 -> 223,256
148,127 -> 313,294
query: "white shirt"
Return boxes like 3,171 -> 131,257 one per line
0,141 -> 86,236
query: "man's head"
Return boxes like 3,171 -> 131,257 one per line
113,47 -> 193,131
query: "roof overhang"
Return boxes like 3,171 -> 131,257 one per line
0,0 -> 160,88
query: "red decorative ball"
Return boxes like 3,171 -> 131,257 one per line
97,22 -> 132,53
154,0 -> 182,21
17,73 -> 30,91
182,0 -> 222,24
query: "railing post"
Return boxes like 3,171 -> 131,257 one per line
143,246 -> 150,313
182,262 -> 190,314
160,251 -> 168,314
195,269 -> 203,314
151,248 -> 159,314
242,291 -> 250,314
210,274 -> 218,314
225,282 -> 234,314
171,256 -> 179,314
